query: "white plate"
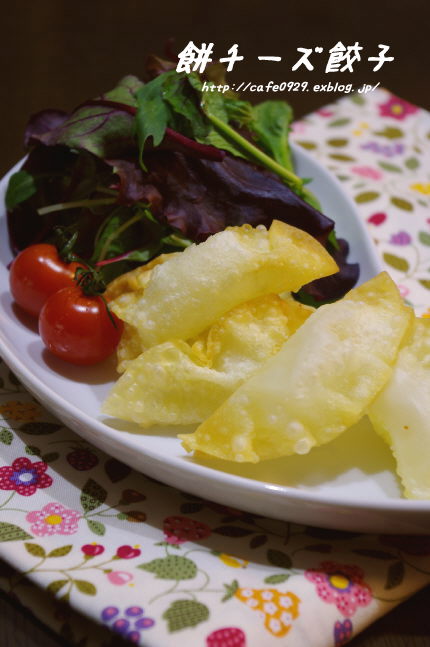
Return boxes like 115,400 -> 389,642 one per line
1,147 -> 429,534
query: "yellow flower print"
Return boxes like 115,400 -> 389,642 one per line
235,587 -> 300,637
0,400 -> 42,422
421,309 -> 430,319
218,553 -> 249,568
410,183 -> 430,195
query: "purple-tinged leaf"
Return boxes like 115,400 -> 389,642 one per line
106,159 -> 153,205
24,109 -> 68,148
143,150 -> 334,243
298,238 -> 359,305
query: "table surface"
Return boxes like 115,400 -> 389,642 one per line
1,579 -> 430,647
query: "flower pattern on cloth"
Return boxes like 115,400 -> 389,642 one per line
334,619 -> 353,647
0,89 -> 430,647
101,605 -> 155,643
26,502 -> 81,536
0,401 -> 42,421
351,165 -> 383,180
81,543 -> 105,557
235,588 -> 300,637
378,94 -> 419,121
206,627 -> 246,646
291,88 -> 430,314
163,515 -> 212,544
0,457 -> 52,496
305,562 -> 372,616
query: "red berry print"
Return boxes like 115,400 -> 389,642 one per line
207,627 -> 246,647
116,545 -> 141,559
81,544 -> 105,557
163,515 -> 211,544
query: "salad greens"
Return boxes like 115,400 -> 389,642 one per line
6,57 -> 359,302
135,72 -> 304,195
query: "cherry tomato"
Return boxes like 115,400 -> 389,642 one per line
39,286 -> 123,365
9,244 -> 83,317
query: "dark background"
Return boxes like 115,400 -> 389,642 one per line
2,0 -> 430,176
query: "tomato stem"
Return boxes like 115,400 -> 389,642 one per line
74,267 -> 106,296
73,268 -> 119,329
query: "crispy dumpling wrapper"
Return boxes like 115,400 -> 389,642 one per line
179,273 -> 413,463
119,220 -> 337,348
102,295 -> 313,426
104,253 -> 177,301
368,318 -> 430,499
106,254 -> 176,372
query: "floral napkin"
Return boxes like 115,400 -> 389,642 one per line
0,88 -> 429,647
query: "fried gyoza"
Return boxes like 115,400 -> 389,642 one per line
106,254 -> 177,372
179,273 -> 413,462
102,295 -> 313,426
368,318 -> 430,499
117,221 -> 337,348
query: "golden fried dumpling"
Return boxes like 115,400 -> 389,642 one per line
102,295 -> 313,426
368,318 -> 430,499
104,253 -> 177,301
121,221 -> 337,348
179,273 -> 413,462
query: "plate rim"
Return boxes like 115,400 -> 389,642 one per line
1,150 -> 429,529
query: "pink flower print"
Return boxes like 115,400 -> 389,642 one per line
378,95 -> 418,121
305,561 -> 372,617
390,231 -> 412,246
351,166 -> 383,180
107,571 -> 134,586
317,109 -> 335,118
291,121 -> 307,135
26,503 -> 81,537
0,457 -> 52,496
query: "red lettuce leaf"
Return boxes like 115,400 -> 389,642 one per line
29,76 -> 143,159
24,109 -> 69,148
297,238 -> 360,304
106,159 -> 153,205
140,150 -> 334,243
